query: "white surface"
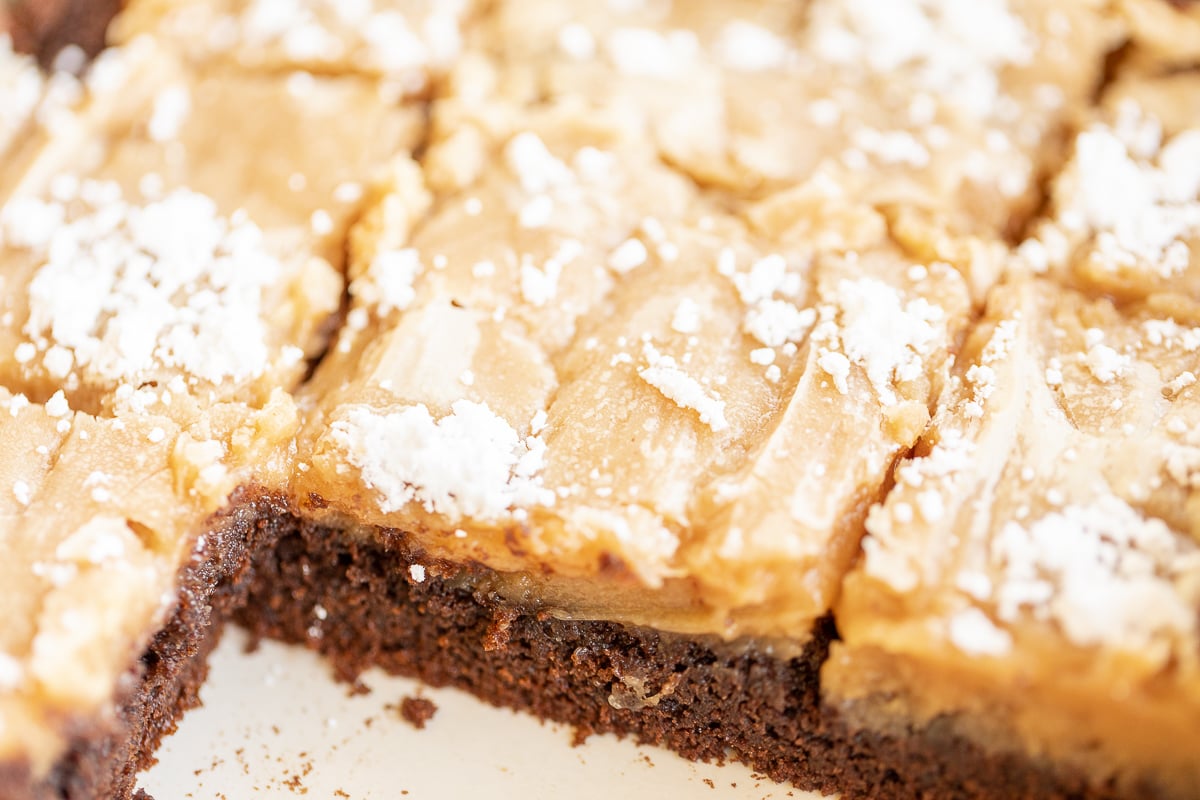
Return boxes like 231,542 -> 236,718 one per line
141,627 -> 822,799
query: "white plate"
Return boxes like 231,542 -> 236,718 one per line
140,627 -> 824,799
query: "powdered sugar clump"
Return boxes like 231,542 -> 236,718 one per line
331,400 -> 554,521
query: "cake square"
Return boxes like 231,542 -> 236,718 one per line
1018,72 -> 1200,303
290,80 -> 974,640
0,37 -> 420,418
827,108 -> 1200,795
0,8 -> 438,798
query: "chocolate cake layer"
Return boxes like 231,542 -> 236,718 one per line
817,709 -> 1140,800
0,489 -> 286,800
234,516 -> 842,796
236,514 -> 1152,800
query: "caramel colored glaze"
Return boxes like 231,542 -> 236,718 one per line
831,67 -> 1200,800
4,0 -> 1197,792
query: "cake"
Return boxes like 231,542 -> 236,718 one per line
0,1 -> 1197,799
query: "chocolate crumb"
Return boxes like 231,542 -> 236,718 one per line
398,695 -> 438,730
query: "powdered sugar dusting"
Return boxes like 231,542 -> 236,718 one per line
606,27 -> 699,78
3,181 -> 282,386
948,607 -> 1012,657
351,249 -> 422,316
812,276 -> 945,405
1052,106 -> 1200,281
864,431 -> 975,593
177,0 -> 468,87
808,0 -> 1034,116
638,343 -> 728,433
0,35 -> 43,154
331,400 -> 554,522
990,494 -> 1198,650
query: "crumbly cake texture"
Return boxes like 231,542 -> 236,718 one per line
1,2 -> 1199,800
235,517 -> 845,796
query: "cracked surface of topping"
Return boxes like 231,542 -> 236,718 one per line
479,0 -> 1118,258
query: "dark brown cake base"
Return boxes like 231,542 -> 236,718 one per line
236,516 -> 1145,800
234,517 -> 844,797
0,489 -> 288,800
815,707 -> 1147,800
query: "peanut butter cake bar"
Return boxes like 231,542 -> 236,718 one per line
0,5 -> 440,798
828,87 -> 1200,797
0,1 -> 1198,799
828,275 -> 1200,798
236,85 -> 971,793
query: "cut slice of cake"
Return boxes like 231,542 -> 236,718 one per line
235,51 -> 977,789
825,85 -> 1200,799
0,10 -> 443,798
826,277 -> 1200,800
